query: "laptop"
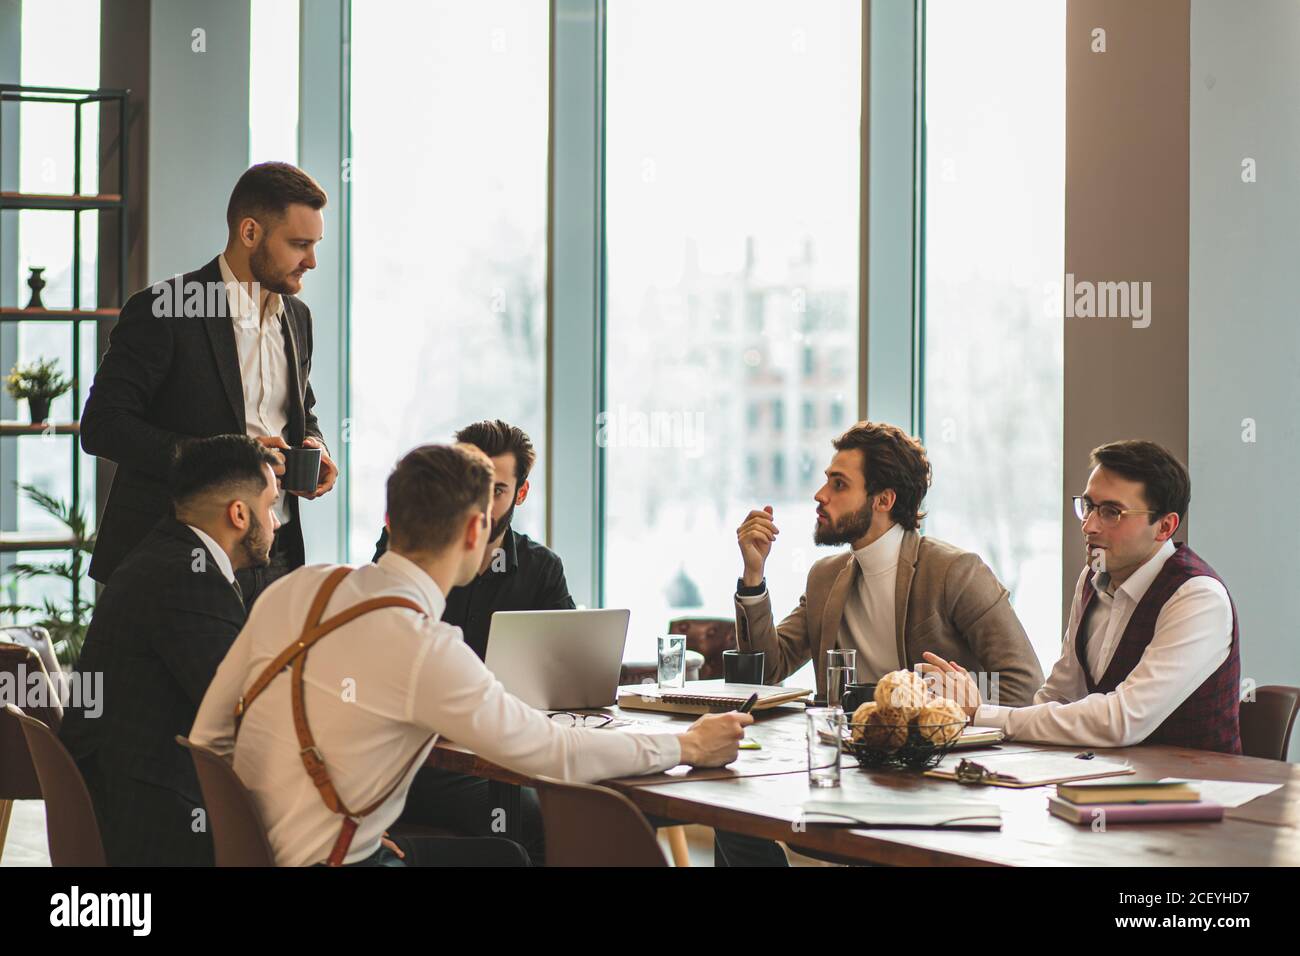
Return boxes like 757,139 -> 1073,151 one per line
483,608 -> 631,711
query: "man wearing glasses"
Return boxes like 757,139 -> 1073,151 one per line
924,440 -> 1241,754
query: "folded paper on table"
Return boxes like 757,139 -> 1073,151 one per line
1157,778 -> 1283,808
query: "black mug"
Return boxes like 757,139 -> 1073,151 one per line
841,682 -> 877,714
723,649 -> 765,685
282,446 -> 323,494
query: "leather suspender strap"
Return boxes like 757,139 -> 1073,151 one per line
231,565 -> 433,866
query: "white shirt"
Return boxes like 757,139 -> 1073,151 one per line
738,523 -> 905,680
976,539 -> 1233,748
218,253 -> 291,524
186,524 -> 235,585
190,552 -> 682,866
838,523 -> 904,680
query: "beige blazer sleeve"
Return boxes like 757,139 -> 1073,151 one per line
943,552 -> 1044,708
733,588 -> 813,686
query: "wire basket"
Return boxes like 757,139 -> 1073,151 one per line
843,719 -> 966,771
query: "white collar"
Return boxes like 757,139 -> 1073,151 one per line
218,252 -> 283,330
185,524 -> 236,584
376,550 -> 448,619
852,522 -> 904,576
1105,538 -> 1176,603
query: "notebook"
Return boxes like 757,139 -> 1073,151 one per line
925,751 -> 1135,788
800,800 -> 1002,829
617,681 -> 811,715
1047,796 -> 1223,825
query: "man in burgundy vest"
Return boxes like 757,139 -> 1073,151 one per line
923,440 -> 1241,754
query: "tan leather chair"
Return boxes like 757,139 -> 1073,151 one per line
0,639 -> 65,859
1240,685 -> 1300,761
534,776 -> 668,867
175,735 -> 276,867
5,704 -> 105,866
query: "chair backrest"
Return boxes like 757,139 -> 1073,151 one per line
669,617 -> 737,680
0,645 -> 64,800
4,703 -> 105,866
534,776 -> 668,867
175,736 -> 276,867
1,624 -> 62,681
1240,685 -> 1300,761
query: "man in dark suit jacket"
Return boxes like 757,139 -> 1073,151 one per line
60,435 -> 281,866
81,162 -> 338,606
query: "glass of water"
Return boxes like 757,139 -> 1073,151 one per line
826,648 -> 857,709
657,634 -> 687,689
806,706 -> 845,788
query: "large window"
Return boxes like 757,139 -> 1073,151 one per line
347,1 -> 549,560
249,0 -> 300,166
603,0 -> 862,647
2,0 -> 101,615
921,0 -> 1065,668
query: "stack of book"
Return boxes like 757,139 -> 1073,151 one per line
1047,780 -> 1224,825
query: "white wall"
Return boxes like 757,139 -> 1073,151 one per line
1189,0 -> 1300,761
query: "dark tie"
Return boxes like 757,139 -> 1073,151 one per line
231,576 -> 245,604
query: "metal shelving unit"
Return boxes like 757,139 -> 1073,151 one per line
0,83 -> 130,612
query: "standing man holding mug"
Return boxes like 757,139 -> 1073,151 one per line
82,162 -> 338,606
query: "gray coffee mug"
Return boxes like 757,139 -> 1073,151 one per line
282,446 -> 323,494
723,649 -> 765,685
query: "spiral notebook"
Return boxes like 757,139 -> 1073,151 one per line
617,681 -> 811,715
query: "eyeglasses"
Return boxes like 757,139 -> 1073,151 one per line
1072,495 -> 1158,527
548,712 -> 614,729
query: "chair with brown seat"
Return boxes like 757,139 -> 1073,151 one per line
175,735 -> 276,867
534,776 -> 668,867
0,637 -> 65,859
4,703 -> 105,866
1240,685 -> 1300,761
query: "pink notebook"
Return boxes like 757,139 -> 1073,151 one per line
1048,796 -> 1223,825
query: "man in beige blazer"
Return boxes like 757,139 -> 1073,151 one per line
734,421 -> 1043,707
715,422 -> 1044,867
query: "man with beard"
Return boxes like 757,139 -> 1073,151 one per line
60,435 -> 280,866
82,162 -> 338,607
718,421 -> 1043,865
371,420 -> 572,864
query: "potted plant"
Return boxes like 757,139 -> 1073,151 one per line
5,357 -> 72,424
0,483 -> 96,668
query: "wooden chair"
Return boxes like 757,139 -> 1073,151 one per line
0,635 -> 64,861
1240,685 -> 1300,761
534,776 -> 668,867
175,735 -> 276,866
5,703 -> 105,866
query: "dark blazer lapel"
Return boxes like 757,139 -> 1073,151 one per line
280,300 -> 305,443
199,257 -> 247,431
819,555 -> 857,673
894,529 -> 921,669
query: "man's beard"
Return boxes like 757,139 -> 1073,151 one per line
814,503 -> 874,546
249,240 -> 296,296
238,508 -> 274,568
490,500 -> 516,542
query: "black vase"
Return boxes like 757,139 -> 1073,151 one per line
27,396 -> 51,423
25,267 -> 46,310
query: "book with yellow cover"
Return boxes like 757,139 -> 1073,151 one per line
1056,780 -> 1200,805
617,681 -> 811,715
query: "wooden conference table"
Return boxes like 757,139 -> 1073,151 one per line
425,697 -> 1300,866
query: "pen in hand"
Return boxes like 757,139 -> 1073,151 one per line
735,692 -> 759,742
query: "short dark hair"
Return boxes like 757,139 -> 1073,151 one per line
831,421 -> 931,531
386,444 -> 494,555
454,419 -> 536,486
226,162 -> 328,234
171,435 -> 279,512
1089,440 -> 1191,522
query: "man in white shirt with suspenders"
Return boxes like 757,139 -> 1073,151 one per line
192,443 -> 750,866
